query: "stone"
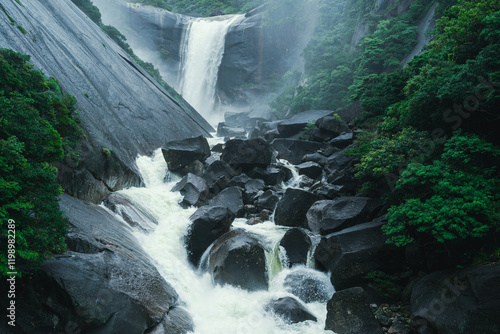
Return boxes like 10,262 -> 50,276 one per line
330,132 -> 354,149
275,188 -> 322,228
280,228 -> 312,267
411,263 -> 500,334
256,190 -> 280,211
162,135 -> 211,172
314,184 -> 343,199
186,205 -> 235,267
296,161 -> 323,180
306,197 -> 381,235
277,110 -> 333,137
243,178 -> 265,204
221,138 -> 272,172
314,219 -> 404,290
265,297 -> 317,324
211,143 -> 225,153
247,167 -> 289,186
283,268 -> 335,303
209,187 -> 245,217
325,287 -> 384,334
325,149 -> 353,173
315,114 -> 349,137
227,174 -> 253,188
171,173 -> 210,208
270,138 -> 326,165
302,152 -> 328,166
209,229 -> 268,291
201,160 -> 238,195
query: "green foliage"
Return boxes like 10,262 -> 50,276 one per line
364,270 -> 402,301
0,49 -> 82,276
383,133 -> 500,247
301,121 -> 317,140
16,24 -> 27,35
134,0 -> 265,16
101,147 -> 111,157
351,127 -> 435,194
71,0 -> 102,25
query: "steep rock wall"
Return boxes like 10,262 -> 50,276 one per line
0,0 -> 213,202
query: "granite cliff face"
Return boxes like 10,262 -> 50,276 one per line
0,0 -> 213,202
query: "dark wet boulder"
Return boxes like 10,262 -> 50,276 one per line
280,228 -> 312,267
315,114 -> 349,138
216,122 -> 247,138
209,187 -> 244,217
221,138 -> 272,172
325,149 -> 353,173
162,135 -> 211,172
209,229 -> 268,291
314,184 -> 343,200
277,110 -> 333,137
171,173 -> 210,208
265,297 -> 317,324
306,197 -> 381,235
314,219 -> 404,290
270,138 -> 326,165
211,143 -> 225,153
227,174 -> 253,188
186,205 -> 235,267
275,188 -> 322,228
325,287 -> 383,334
201,160 -> 238,195
296,161 -> 323,180
330,132 -> 354,149
243,179 -> 265,204
256,190 -> 280,211
410,263 -> 500,334
302,152 -> 328,167
283,268 -> 334,303
247,166 -> 289,186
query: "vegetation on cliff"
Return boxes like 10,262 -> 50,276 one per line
349,0 -> 500,265
0,49 -> 82,275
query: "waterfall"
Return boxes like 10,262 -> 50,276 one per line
114,148 -> 334,334
178,15 -> 243,122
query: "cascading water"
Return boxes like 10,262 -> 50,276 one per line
114,148 -> 335,334
178,15 -> 243,122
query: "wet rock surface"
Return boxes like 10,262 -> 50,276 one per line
265,297 -> 317,324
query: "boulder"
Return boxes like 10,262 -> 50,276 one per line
256,190 -> 280,211
270,138 -> 326,165
216,122 -> 247,138
325,149 -> 353,173
209,187 -> 244,217
314,184 -> 343,200
224,111 -> 250,127
221,138 -> 272,172
275,188 -> 322,228
277,110 -> 333,137
302,152 -> 328,167
296,161 -> 323,180
330,132 -> 354,149
171,173 -> 209,208
162,135 -> 211,172
243,179 -> 265,204
306,197 -> 381,235
325,287 -> 383,334
211,143 -> 225,153
209,229 -> 268,291
265,297 -> 317,324
283,268 -> 335,303
247,167 -> 289,186
280,228 -> 312,267
186,205 -> 235,267
315,114 -> 349,137
201,160 -> 238,195
314,219 -> 404,290
411,263 -> 500,334
227,174 -> 253,188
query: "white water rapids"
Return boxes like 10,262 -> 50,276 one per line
178,15 -> 243,123
112,148 -> 335,334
